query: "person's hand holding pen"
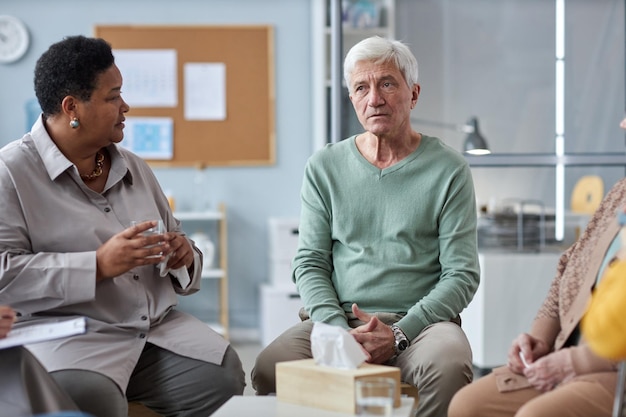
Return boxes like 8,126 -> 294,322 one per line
0,305 -> 16,339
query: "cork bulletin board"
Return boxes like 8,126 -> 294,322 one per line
94,25 -> 275,167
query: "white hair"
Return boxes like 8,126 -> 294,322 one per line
343,36 -> 419,93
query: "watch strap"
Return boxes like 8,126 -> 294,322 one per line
391,324 -> 410,355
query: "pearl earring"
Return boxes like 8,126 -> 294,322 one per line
70,118 -> 80,129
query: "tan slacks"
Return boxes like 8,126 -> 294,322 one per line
448,367 -> 617,417
252,312 -> 473,417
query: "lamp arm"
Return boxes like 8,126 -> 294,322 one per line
410,117 -> 475,133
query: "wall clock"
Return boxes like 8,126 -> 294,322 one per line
0,15 -> 30,64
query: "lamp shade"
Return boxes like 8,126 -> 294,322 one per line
463,117 -> 490,155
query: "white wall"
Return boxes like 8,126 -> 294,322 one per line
396,0 -> 625,212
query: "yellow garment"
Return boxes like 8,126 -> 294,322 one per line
582,258 -> 626,360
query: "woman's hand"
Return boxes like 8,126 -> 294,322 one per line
96,221 -> 171,281
0,306 -> 16,339
523,349 -> 575,392
164,232 -> 194,270
507,332 -> 551,374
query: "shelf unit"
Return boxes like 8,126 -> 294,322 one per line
174,203 -> 229,339
312,0 -> 396,150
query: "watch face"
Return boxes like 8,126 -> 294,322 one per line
0,15 -> 30,64
398,339 -> 409,351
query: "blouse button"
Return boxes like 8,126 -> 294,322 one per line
104,207 -> 111,213
139,333 -> 146,339
141,315 -> 147,321
133,275 -> 139,281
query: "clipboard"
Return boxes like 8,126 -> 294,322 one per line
0,317 -> 87,350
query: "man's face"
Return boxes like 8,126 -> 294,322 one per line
348,60 -> 419,138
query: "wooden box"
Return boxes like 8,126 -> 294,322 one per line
276,359 -> 401,414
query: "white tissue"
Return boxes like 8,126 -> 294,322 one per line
310,322 -> 367,369
159,259 -> 191,289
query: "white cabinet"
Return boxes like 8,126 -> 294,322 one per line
268,217 -> 300,290
260,285 -> 303,347
261,217 -> 303,346
175,203 -> 229,339
311,0 -> 396,150
462,251 -> 562,370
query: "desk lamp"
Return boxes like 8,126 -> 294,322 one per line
463,117 -> 490,155
411,116 -> 491,155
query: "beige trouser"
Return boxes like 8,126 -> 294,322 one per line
448,367 -> 617,417
252,312 -> 473,417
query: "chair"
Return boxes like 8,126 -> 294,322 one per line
400,382 -> 419,414
128,402 -> 162,417
613,362 -> 626,417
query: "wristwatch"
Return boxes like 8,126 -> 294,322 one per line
391,324 -> 410,355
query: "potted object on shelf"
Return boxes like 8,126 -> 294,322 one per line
190,232 -> 215,272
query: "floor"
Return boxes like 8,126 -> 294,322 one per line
231,341 -> 264,396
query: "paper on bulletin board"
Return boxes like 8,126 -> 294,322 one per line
184,62 -> 226,121
113,49 -> 178,108
121,116 -> 174,160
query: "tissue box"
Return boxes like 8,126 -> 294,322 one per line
276,359 -> 401,414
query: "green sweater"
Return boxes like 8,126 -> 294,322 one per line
293,135 -> 480,340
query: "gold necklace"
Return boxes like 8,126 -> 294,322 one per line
80,151 -> 105,181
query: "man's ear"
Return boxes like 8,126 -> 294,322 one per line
410,84 -> 420,109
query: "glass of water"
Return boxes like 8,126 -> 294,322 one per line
355,377 -> 395,416
131,219 -> 165,258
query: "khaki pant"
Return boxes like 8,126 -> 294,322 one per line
252,311 -> 473,417
448,367 -> 616,417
